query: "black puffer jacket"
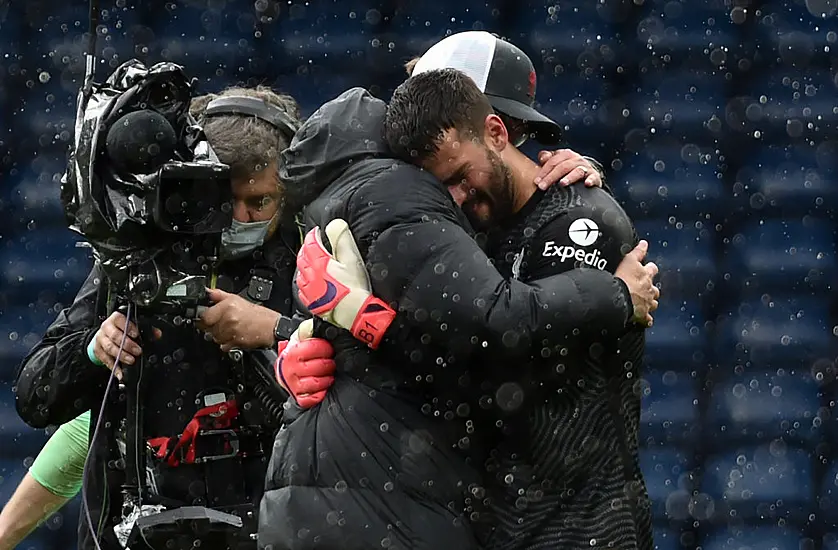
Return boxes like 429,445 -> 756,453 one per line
259,89 -> 635,550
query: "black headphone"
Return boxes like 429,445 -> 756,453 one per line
202,95 -> 300,143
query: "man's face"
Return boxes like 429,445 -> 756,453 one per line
230,160 -> 282,235
422,128 -> 515,230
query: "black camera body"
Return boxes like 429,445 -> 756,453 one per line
62,59 -> 232,312
61,59 -> 269,549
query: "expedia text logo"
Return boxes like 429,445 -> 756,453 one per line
541,241 -> 608,270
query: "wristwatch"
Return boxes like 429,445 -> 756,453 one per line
273,314 -> 302,343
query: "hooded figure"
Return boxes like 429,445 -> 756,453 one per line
259,89 -> 635,550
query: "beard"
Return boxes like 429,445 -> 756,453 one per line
462,146 -> 516,230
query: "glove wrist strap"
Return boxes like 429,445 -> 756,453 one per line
349,295 -> 395,350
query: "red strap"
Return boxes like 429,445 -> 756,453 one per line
147,399 -> 239,467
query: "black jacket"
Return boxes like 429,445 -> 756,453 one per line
483,184 -> 653,550
15,234 -> 297,550
259,88 -> 635,550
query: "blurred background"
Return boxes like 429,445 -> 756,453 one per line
0,0 -> 837,548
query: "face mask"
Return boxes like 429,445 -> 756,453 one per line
221,216 -> 274,259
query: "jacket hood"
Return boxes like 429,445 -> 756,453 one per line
280,87 -> 390,211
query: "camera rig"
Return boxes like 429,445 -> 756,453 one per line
60,3 -> 291,548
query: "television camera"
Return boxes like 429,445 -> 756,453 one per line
60,17 -> 291,548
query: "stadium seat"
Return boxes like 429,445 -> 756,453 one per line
0,306 -> 60,382
627,71 -> 726,140
742,72 -> 838,139
277,0 -> 380,68
639,447 -> 694,521
24,94 -> 75,153
641,301 -> 710,374
715,297 -> 834,367
721,219 -> 836,297
274,72 -> 360,118
386,1 -> 503,57
702,527 -> 808,550
701,445 -> 812,522
615,144 -> 725,221
818,461 -> 838,525
0,386 -> 48,453
535,73 -> 613,146
508,6 -> 618,68
7,160 -> 68,230
732,144 -> 838,217
151,2 -> 275,86
0,230 -> 92,304
634,219 -> 717,300
705,370 -> 821,447
634,0 -> 738,53
758,0 -> 838,59
641,370 -> 699,445
826,534 -> 838,550
0,458 -> 28,504
653,528 -> 684,550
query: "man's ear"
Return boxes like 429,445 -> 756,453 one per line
484,114 -> 509,151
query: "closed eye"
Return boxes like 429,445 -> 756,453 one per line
443,166 -> 470,188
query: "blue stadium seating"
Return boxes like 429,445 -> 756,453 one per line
743,72 -> 838,139
634,219 -> 717,300
639,447 -> 694,521
387,2 -> 503,56
276,0 -> 380,68
22,85 -> 76,152
702,445 -> 813,522
0,385 -> 48,451
733,145 -> 838,217
702,527 -> 808,550
0,306 -> 61,382
721,219 -> 836,297
642,301 -> 710,374
627,71 -> 726,140
758,0 -> 838,55
818,461 -> 838,524
615,144 -> 725,221
633,0 -> 738,53
653,528 -> 684,550
0,230 -> 92,305
6,160 -> 69,230
274,72 -> 360,118
716,297 -> 834,366
705,370 -> 821,447
641,370 -> 699,445
0,458 -> 28,503
536,73 -> 612,145
508,6 -> 618,65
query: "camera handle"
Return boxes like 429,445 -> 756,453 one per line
118,307 -> 160,506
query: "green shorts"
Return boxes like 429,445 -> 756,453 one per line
28,411 -> 90,498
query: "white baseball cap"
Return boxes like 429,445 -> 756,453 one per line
412,31 -> 561,145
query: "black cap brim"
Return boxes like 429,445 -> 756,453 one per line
487,94 -> 562,146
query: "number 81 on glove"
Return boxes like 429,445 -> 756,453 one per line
295,219 -> 396,350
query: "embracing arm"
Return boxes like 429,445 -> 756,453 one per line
15,265 -> 110,428
366,217 -> 631,360
298,170 -> 633,361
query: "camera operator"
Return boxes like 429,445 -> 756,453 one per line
14,85 -> 305,550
